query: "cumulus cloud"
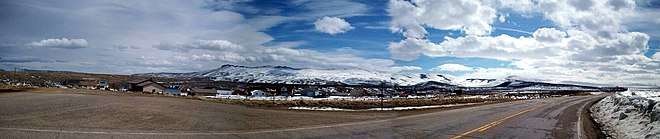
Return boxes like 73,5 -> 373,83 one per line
387,0 -> 496,38
314,16 -> 354,35
0,56 -> 64,63
294,0 -> 368,18
169,39 -> 395,70
113,45 -> 139,51
387,0 -> 659,85
533,28 -> 566,43
498,0 -> 636,40
653,52 -> 660,59
431,64 -> 474,71
25,38 -> 87,49
498,14 -> 507,23
204,0 -> 261,14
391,66 -> 422,72
0,0 -> 378,74
153,40 -> 244,52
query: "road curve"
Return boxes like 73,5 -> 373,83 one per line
0,91 -> 607,139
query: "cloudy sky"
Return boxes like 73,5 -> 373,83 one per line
1,0 -> 659,86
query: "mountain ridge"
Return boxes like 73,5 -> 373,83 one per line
132,64 -> 606,90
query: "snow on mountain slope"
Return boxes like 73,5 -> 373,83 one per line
134,65 -> 602,90
458,76 -> 525,87
459,78 -> 502,87
134,65 -> 454,86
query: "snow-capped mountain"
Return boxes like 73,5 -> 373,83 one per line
457,75 -> 601,90
133,65 -> 455,86
458,75 -> 539,87
133,64 -> 602,90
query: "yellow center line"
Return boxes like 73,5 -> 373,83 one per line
450,106 -> 542,139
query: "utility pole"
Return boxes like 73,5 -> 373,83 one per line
379,82 -> 385,110
380,96 -> 384,110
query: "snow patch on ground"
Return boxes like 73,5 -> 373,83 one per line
210,95 -> 476,101
591,90 -> 660,139
289,102 -> 481,111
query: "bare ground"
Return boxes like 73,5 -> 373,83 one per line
0,88 -> 496,133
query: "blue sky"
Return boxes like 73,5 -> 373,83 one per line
1,0 -> 659,86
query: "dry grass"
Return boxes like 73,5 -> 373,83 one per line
0,84 -> 36,92
0,72 -> 183,87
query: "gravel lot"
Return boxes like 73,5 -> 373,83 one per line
0,88 -> 458,133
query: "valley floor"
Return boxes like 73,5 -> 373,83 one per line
0,88 -> 606,138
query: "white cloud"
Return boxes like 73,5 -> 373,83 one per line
170,39 -> 395,71
391,66 -> 422,72
387,38 -> 430,61
387,0 -> 497,38
113,45 -> 139,51
387,0 -> 659,85
314,16 -> 354,35
153,40 -> 244,52
294,0 -> 368,18
0,0 -> 379,74
431,64 -> 474,71
533,28 -> 566,43
25,38 -> 87,49
653,52 -> 660,59
498,0 -> 636,40
498,14 -> 507,23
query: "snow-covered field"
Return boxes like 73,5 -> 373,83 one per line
208,95 -> 492,101
210,95 -> 385,101
591,89 -> 660,139
289,102 -> 481,111
208,93 -> 551,101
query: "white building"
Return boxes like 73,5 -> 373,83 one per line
217,89 -> 233,95
250,90 -> 268,97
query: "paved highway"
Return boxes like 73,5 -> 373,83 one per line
0,90 -> 606,139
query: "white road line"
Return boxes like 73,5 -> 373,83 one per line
577,106 -> 583,139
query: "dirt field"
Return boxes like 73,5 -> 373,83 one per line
0,88 -> 610,139
0,88 -> 480,133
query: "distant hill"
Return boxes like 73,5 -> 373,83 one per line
133,64 -> 456,86
134,64 -> 605,91
0,68 -> 83,73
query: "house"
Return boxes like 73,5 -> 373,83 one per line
64,79 -> 98,88
349,88 -> 368,97
298,89 -> 321,97
217,89 -> 233,95
250,90 -> 268,97
126,79 -> 165,93
232,89 -> 247,95
189,88 -> 218,96
330,92 -> 350,96
277,86 -> 294,96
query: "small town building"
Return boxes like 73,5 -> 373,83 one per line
64,78 -> 98,89
126,79 -> 165,93
250,90 -> 268,97
217,89 -> 233,95
349,88 -> 368,97
277,86 -> 294,96
330,92 -> 350,96
189,88 -> 218,96
299,89 -> 320,97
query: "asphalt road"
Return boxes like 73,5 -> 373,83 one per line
0,89 -> 607,139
